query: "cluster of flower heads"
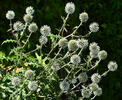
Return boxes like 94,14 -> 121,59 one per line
6,2 -> 118,100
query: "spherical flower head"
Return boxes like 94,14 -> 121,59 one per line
51,61 -> 60,72
68,40 -> 78,51
82,88 -> 92,98
58,38 -> 68,48
39,35 -> 48,45
93,87 -> 102,96
11,77 -> 20,86
71,78 -> 77,84
90,51 -> 99,58
79,12 -> 88,22
25,70 -> 34,79
26,6 -> 34,15
78,72 -> 88,83
70,54 -> 81,65
28,81 -> 38,91
60,80 -> 70,91
77,38 -> 88,49
108,61 -> 118,71
89,83 -> 99,91
89,22 -> 99,32
98,50 -> 107,60
40,25 -> 51,36
23,14 -> 33,23
89,42 -> 100,52
65,2 -> 75,14
6,10 -> 15,20
28,23 -> 38,33
13,21 -> 24,31
91,73 -> 101,83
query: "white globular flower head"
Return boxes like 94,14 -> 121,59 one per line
51,61 -> 60,72
78,72 -> 88,83
70,54 -> 81,65
26,6 -> 34,15
39,35 -> 48,45
23,14 -> 33,23
13,21 -> 24,31
25,70 -> 34,79
77,38 -> 88,49
68,40 -> 78,51
98,50 -> 107,60
89,83 -> 99,92
82,87 -> 92,98
91,73 -> 101,83
89,22 -> 99,32
58,38 -> 68,48
79,12 -> 88,22
65,2 -> 75,14
28,23 -> 38,33
6,10 -> 15,20
28,81 -> 38,91
108,61 -> 118,71
93,87 -> 102,96
60,80 -> 70,91
40,25 -> 51,36
11,77 -> 20,86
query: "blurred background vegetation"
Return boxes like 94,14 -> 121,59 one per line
0,0 -> 121,100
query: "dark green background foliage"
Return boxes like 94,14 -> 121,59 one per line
0,0 -> 121,100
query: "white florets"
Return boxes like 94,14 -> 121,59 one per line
89,42 -> 100,58
51,61 -> 60,72
108,61 -> 118,71
23,14 -> 33,23
6,10 -> 15,20
13,21 -> 24,31
98,50 -> 107,60
78,72 -> 88,83
70,54 -> 81,65
68,40 -> 78,51
26,6 -> 34,15
60,80 -> 70,91
58,38 -> 68,48
28,23 -> 38,33
89,22 -> 99,32
82,87 -> 92,98
89,83 -> 99,91
40,25 -> 51,36
25,70 -> 34,79
11,77 -> 20,86
28,81 -> 38,91
39,35 -> 48,45
65,2 -> 75,14
93,87 -> 102,96
79,12 -> 88,22
77,38 -> 88,49
91,73 -> 101,83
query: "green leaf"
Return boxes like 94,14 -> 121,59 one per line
2,39 -> 17,45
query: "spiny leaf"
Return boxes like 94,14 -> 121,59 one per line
2,39 -> 17,45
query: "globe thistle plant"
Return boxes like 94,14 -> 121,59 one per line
65,2 -> 75,14
13,21 -> 24,31
26,6 -> 34,15
68,40 -> 78,51
98,50 -> 107,60
28,81 -> 38,91
108,61 -> 118,71
82,87 -> 92,98
40,25 -> 51,36
91,73 -> 101,83
60,80 -> 70,91
70,54 -> 81,65
28,22 -> 38,33
11,77 -> 20,86
25,70 -> 34,79
39,35 -> 48,45
6,10 -> 15,20
89,22 -> 99,32
78,72 -> 88,83
23,14 -> 33,23
58,38 -> 68,48
79,12 -> 88,22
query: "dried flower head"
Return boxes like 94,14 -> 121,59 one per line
82,87 -> 92,98
65,2 -> 75,14
51,61 -> 60,72
6,10 -> 15,20
77,38 -> 88,49
79,12 -> 88,22
11,77 -> 20,86
89,83 -> 99,91
58,38 -> 68,48
60,80 -> 70,91
23,14 -> 33,23
98,50 -> 107,60
91,73 -> 101,83
70,54 -> 81,65
108,61 -> 118,71
78,72 -> 88,83
28,23 -> 38,33
25,70 -> 34,79
39,35 -> 48,45
40,25 -> 51,36
93,87 -> 102,96
13,21 -> 24,31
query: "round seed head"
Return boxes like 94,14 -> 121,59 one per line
89,42 -> 100,52
77,38 -> 88,49
11,77 -> 20,86
40,25 -> 51,36
60,80 -> 70,91
13,21 -> 24,31
58,38 -> 68,48
108,61 -> 118,71
68,40 -> 78,51
70,54 -> 81,65
65,2 -> 75,14
82,88 -> 92,98
78,72 -> 88,83
23,14 -> 33,23
89,22 -> 99,32
91,73 -> 101,83
98,50 -> 107,60
51,61 -> 60,72
6,10 -> 15,20
26,6 -> 34,15
89,83 -> 99,91
79,12 -> 88,22
28,23 -> 38,33
93,87 -> 102,96
25,70 -> 34,79
39,35 -> 48,45
28,81 -> 38,91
